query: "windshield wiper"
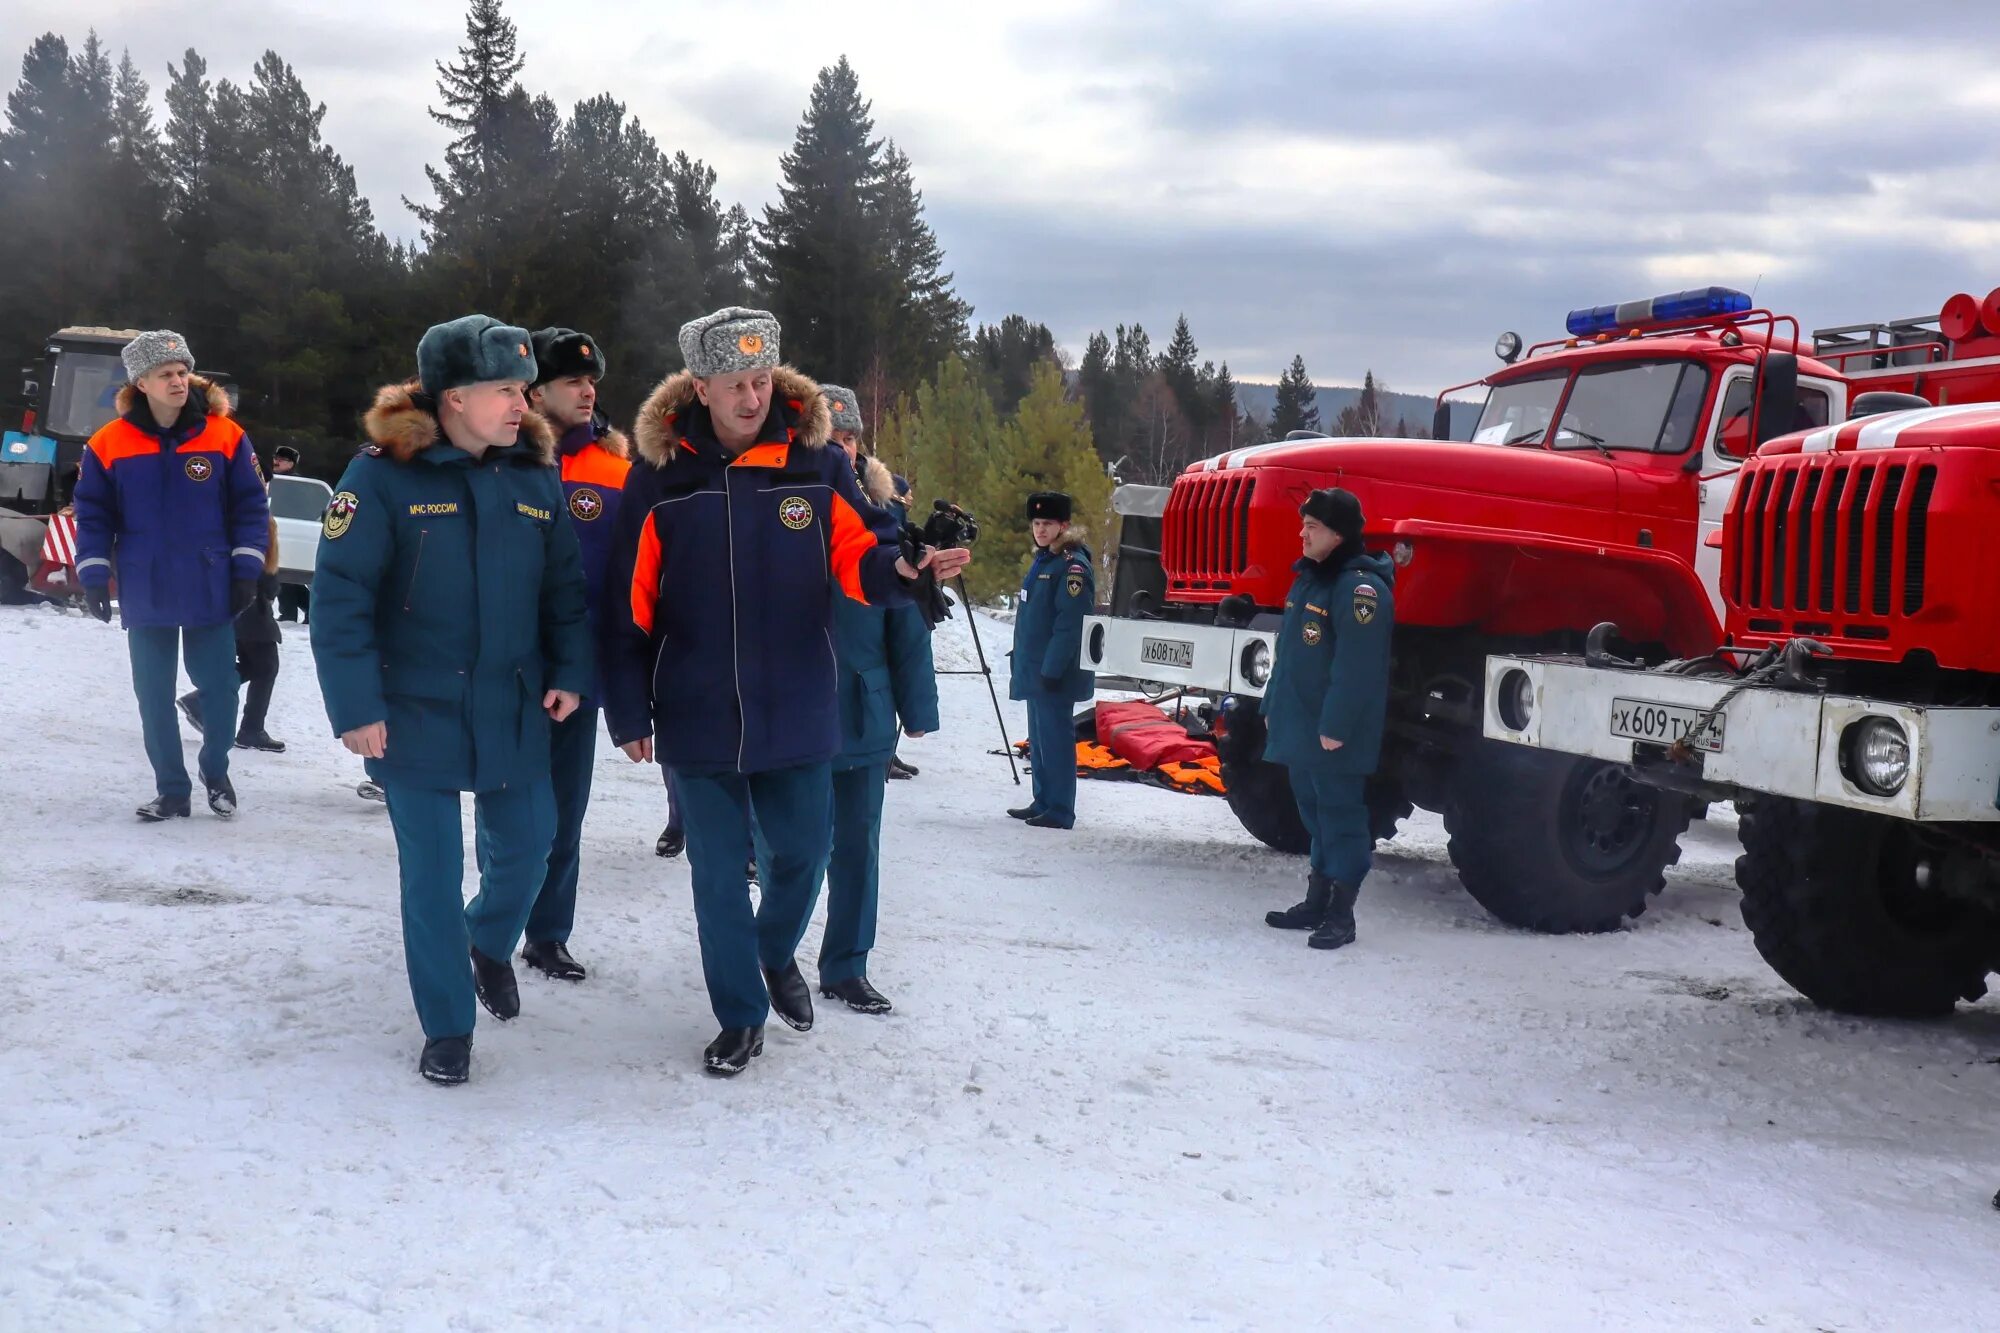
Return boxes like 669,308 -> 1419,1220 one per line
1561,425 -> 1614,459
1501,425 -> 1548,447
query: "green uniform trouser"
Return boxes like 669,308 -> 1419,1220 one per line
821,762 -> 889,986
525,705 -> 596,945
1287,764 -> 1373,889
128,623 -> 238,799
382,778 -> 556,1039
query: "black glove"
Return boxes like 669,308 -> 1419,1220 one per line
84,586 -> 113,623
230,578 -> 257,618
899,522 -> 953,629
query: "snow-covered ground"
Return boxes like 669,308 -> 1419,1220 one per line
2,602 -> 1996,1331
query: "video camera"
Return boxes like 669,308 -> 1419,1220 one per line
920,498 -> 979,552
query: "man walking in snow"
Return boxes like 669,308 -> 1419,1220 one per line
516,326 -> 630,984
600,308 -> 969,1076
311,315 -> 592,1085
1260,487 -> 1395,951
73,330 -> 271,822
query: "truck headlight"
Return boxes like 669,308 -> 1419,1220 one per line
1497,668 -> 1535,731
1842,717 -> 1910,796
1242,639 -> 1273,688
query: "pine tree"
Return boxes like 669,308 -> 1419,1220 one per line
162,48 -> 212,215
757,57 -> 883,384
1334,370 -> 1388,437
1210,362 -> 1239,451
972,315 -> 1057,416
992,362 -> 1114,584
1268,354 -> 1320,437
883,356 -> 1010,597
1160,314 -> 1199,407
1076,330 -> 1120,462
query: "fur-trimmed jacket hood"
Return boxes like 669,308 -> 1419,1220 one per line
633,365 -> 831,468
854,452 -> 897,508
362,380 -> 557,466
114,375 -> 232,430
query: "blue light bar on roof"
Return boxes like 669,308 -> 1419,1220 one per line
1565,287 -> 1753,338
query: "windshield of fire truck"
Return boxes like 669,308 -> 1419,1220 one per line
43,350 -> 128,439
1471,359 -> 1710,454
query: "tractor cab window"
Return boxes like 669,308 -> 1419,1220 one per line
1471,373 -> 1565,447
1712,376 -> 1833,460
42,350 -> 128,439
1553,359 -> 1710,454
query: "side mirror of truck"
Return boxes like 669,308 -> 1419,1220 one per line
1753,352 -> 1798,448
1431,400 -> 1453,441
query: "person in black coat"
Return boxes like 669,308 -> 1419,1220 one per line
177,514 -> 287,752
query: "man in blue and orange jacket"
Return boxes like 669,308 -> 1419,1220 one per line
600,307 -> 970,1077
517,326 -> 630,985
73,330 -> 270,822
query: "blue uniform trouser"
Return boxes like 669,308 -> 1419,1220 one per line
1288,765 -> 1373,890
128,624 -> 238,799
525,705 -> 596,945
1025,695 -> 1078,826
382,778 -> 557,1039
677,763 -> 833,1029
821,762 -> 889,986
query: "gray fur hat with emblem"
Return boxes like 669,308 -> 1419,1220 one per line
121,329 -> 196,383
820,384 -> 863,434
678,307 -> 782,378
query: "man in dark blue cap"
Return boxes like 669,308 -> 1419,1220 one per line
311,314 -> 592,1084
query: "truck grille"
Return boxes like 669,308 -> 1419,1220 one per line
1163,472 -> 1256,581
1730,455 -> 1937,622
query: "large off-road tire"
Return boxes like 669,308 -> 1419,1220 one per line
0,548 -> 29,604
1735,797 -> 2000,1016
1223,758 -> 1312,855
1443,740 -> 1691,933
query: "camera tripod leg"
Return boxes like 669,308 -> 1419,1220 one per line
954,576 -> 1020,785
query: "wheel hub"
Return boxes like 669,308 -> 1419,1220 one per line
1565,764 -> 1653,876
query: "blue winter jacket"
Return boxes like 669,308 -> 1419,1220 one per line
833,454 -> 940,770
72,378 -> 270,629
1009,536 -> 1096,704
555,416 -> 631,703
600,366 -> 910,776
310,383 -> 593,793
1261,549 -> 1396,776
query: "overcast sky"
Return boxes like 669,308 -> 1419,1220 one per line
9,0 -> 2000,393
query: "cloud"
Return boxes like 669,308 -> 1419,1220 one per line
5,0 -> 1999,391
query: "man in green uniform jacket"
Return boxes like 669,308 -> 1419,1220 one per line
310,315 -> 592,1084
1261,487 -> 1395,951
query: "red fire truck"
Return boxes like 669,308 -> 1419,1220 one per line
1084,288 -> 1991,936
1481,288 -> 2000,1011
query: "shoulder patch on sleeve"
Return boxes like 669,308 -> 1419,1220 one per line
324,491 -> 359,540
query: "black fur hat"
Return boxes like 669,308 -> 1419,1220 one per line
1027,491 -> 1073,522
530,328 -> 607,388
1300,487 -> 1364,545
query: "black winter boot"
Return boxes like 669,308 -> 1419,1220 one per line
177,692 -> 204,735
1007,805 -> 1043,821
419,1035 -> 471,1084
763,959 -> 814,1032
821,976 -> 893,1014
656,825 -> 685,858
136,793 -> 192,822
234,729 -> 286,753
522,939 -> 586,982
1308,880 -> 1360,951
203,774 -> 237,819
470,946 -> 520,1020
703,1026 -> 764,1076
1265,872 -> 1333,930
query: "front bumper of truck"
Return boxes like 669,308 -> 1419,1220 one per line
1482,654 -> 2000,823
1082,615 -> 1278,698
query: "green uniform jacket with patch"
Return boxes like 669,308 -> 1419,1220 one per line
310,384 -> 592,793
1260,550 -> 1395,776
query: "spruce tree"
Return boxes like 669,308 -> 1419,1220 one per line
757,56 -> 883,385
972,315 -> 1057,416
874,139 -> 968,384
995,362 -> 1114,582
1268,354 -> 1320,437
